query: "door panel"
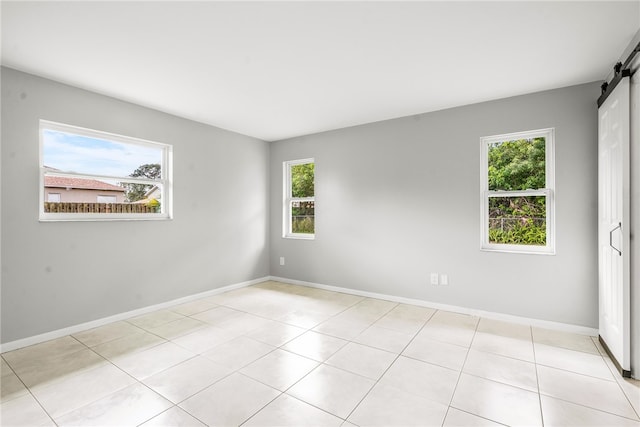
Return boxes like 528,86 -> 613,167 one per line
598,77 -> 631,372
632,62 -> 640,379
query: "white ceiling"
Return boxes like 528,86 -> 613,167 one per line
2,1 -> 639,141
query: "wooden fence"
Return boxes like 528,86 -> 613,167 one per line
44,202 -> 159,214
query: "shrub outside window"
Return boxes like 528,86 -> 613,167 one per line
39,120 -> 173,221
480,128 -> 555,254
283,159 -> 315,239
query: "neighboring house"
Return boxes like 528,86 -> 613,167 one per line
44,175 -> 126,203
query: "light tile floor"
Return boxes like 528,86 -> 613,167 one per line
1,281 -> 639,426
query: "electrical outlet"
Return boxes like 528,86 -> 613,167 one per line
279,257 -> 285,266
440,274 -> 449,286
430,273 -> 439,285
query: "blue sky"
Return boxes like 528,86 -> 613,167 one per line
43,130 -> 162,177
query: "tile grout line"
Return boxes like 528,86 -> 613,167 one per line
235,307 -> 349,426
590,336 -> 640,420
441,314 -> 480,426
532,325 -> 545,427
239,300 -> 421,424
535,336 -> 640,423
161,309 -> 303,422
192,288 -> 343,426
82,290 -> 294,426
1,354 -> 59,426
4,288 -> 426,425
4,283 -> 633,426
57,333 -> 219,425
22,334 -> 98,426
341,307 -> 438,423
236,298 -> 382,425
76,334 -> 182,425
537,393 -> 640,422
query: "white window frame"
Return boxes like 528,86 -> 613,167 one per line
39,120 -> 173,221
283,158 -> 315,240
480,128 -> 555,254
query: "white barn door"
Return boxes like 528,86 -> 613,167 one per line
598,77 -> 631,374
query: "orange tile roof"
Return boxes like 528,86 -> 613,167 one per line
44,176 -> 125,192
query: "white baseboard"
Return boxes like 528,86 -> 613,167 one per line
0,276 -> 269,353
268,275 -> 599,336
2,274 -> 599,353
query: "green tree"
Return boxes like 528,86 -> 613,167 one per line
123,163 -> 161,202
487,138 -> 547,245
488,137 -> 545,191
291,163 -> 314,197
291,163 -> 314,233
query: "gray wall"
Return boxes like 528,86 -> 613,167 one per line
270,82 -> 601,328
1,67 -> 270,343
0,66 -> 604,344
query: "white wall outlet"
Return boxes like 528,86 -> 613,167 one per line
440,274 -> 449,286
430,273 -> 439,285
279,257 -> 285,266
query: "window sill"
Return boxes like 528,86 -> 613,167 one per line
481,245 -> 555,255
283,233 -> 315,240
39,213 -> 172,222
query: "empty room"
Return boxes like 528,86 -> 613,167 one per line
1,1 -> 640,426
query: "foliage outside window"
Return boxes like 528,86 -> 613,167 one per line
39,120 -> 173,221
480,128 -> 555,254
283,159 -> 315,239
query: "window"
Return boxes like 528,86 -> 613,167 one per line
40,120 -> 172,221
283,159 -> 315,239
96,195 -> 117,204
47,193 -> 61,202
480,128 -> 555,254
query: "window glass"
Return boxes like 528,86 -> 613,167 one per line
42,129 -> 162,178
284,159 -> 315,238
481,129 -> 554,254
47,193 -> 61,202
291,200 -> 315,234
291,163 -> 315,198
488,137 -> 546,191
488,196 -> 546,246
97,195 -> 118,203
40,121 -> 172,221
